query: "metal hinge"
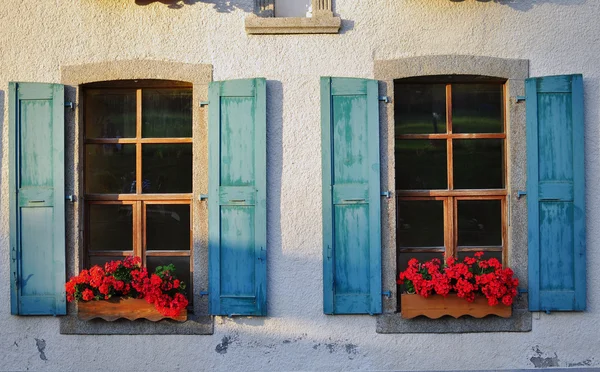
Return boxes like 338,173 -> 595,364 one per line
382,290 -> 392,299
199,291 -> 209,298
379,96 -> 390,103
198,194 -> 209,201
515,96 -> 526,103
65,102 -> 74,110
200,101 -> 209,107
517,190 -> 527,199
381,191 -> 392,198
66,195 -> 75,202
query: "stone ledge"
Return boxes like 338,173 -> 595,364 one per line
59,315 -> 214,335
245,15 -> 341,34
376,309 -> 532,334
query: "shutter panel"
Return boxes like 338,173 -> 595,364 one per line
526,74 -> 586,311
9,82 -> 66,315
208,78 -> 267,316
321,77 -> 382,315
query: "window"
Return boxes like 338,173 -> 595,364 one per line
394,76 -> 507,304
245,0 -> 341,34
83,80 -> 193,296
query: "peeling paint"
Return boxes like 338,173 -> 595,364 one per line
34,339 -> 47,361
568,359 -> 593,367
530,346 -> 559,368
215,336 -> 232,355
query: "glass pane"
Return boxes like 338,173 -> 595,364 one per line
146,204 -> 191,251
457,200 -> 502,246
274,0 -> 311,17
88,204 -> 133,251
85,144 -> 136,194
85,89 -> 136,138
142,88 -> 192,138
453,139 -> 504,189
142,144 -> 192,193
452,84 -> 503,133
396,140 -> 447,190
89,255 -> 127,269
397,201 -> 444,247
147,256 -> 191,290
395,84 -> 446,134
458,250 -> 502,265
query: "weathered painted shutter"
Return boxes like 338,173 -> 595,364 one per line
208,78 -> 267,316
9,82 -> 66,315
321,77 -> 382,315
526,74 -> 586,311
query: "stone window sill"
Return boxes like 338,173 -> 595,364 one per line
245,15 -> 341,34
59,315 -> 213,335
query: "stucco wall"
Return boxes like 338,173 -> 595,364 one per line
1,0 -> 599,370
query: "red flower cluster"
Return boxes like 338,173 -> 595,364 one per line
65,256 -> 188,317
398,252 -> 519,306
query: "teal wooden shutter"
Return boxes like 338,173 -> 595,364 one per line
321,77 -> 382,315
526,74 -> 586,311
208,78 -> 267,316
9,82 -> 66,315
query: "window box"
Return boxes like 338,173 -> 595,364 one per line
400,293 -> 511,319
77,298 -> 187,322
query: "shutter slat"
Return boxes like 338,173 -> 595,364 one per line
527,74 -> 586,312
208,78 -> 267,316
321,77 -> 382,315
9,82 -> 66,315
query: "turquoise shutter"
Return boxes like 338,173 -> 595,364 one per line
208,78 -> 267,316
526,74 -> 586,311
9,82 -> 66,315
321,77 -> 382,315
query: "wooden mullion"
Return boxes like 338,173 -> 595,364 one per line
446,84 -> 453,134
135,201 -> 143,264
396,189 -> 507,197
453,195 -> 506,201
447,197 -> 456,259
145,251 -> 191,257
398,247 -> 445,253
88,251 -> 134,256
85,194 -> 193,201
85,138 -> 137,144
396,133 -> 505,140
139,138 -> 193,144
457,246 -> 503,252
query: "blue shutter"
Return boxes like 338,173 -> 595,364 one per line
321,77 -> 382,315
208,78 -> 267,316
9,82 -> 66,315
526,74 -> 586,311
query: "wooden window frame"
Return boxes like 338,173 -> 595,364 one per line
395,80 -> 508,266
83,80 -> 193,296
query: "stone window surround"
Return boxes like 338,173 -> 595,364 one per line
58,60 -> 214,335
374,55 -> 532,333
245,0 -> 341,34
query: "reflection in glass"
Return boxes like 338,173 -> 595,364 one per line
85,144 -> 136,194
146,204 -> 191,251
452,84 -> 503,133
147,256 -> 191,292
396,140 -> 447,190
454,139 -> 504,189
457,200 -> 502,246
395,84 -> 447,134
89,256 -> 127,268
88,204 -> 133,251
85,89 -> 136,138
142,89 -> 192,138
397,201 -> 444,247
142,144 -> 192,193
458,250 -> 502,265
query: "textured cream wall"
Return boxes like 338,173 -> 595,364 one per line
1,0 -> 600,370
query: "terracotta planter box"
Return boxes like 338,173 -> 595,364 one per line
77,297 -> 187,322
400,293 -> 511,319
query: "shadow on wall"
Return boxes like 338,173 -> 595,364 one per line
451,0 -> 586,11
135,0 -> 254,12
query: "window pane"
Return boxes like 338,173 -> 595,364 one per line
89,255 -> 128,268
85,89 -> 136,138
458,250 -> 502,265
397,201 -> 444,247
396,140 -> 447,190
146,204 -> 190,251
142,144 -> 192,193
142,89 -> 192,138
274,0 -> 311,17
452,84 -> 503,133
85,144 -> 136,194
453,139 -> 504,189
395,84 -> 446,134
147,256 -> 191,291
88,204 -> 133,251
457,200 -> 502,246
